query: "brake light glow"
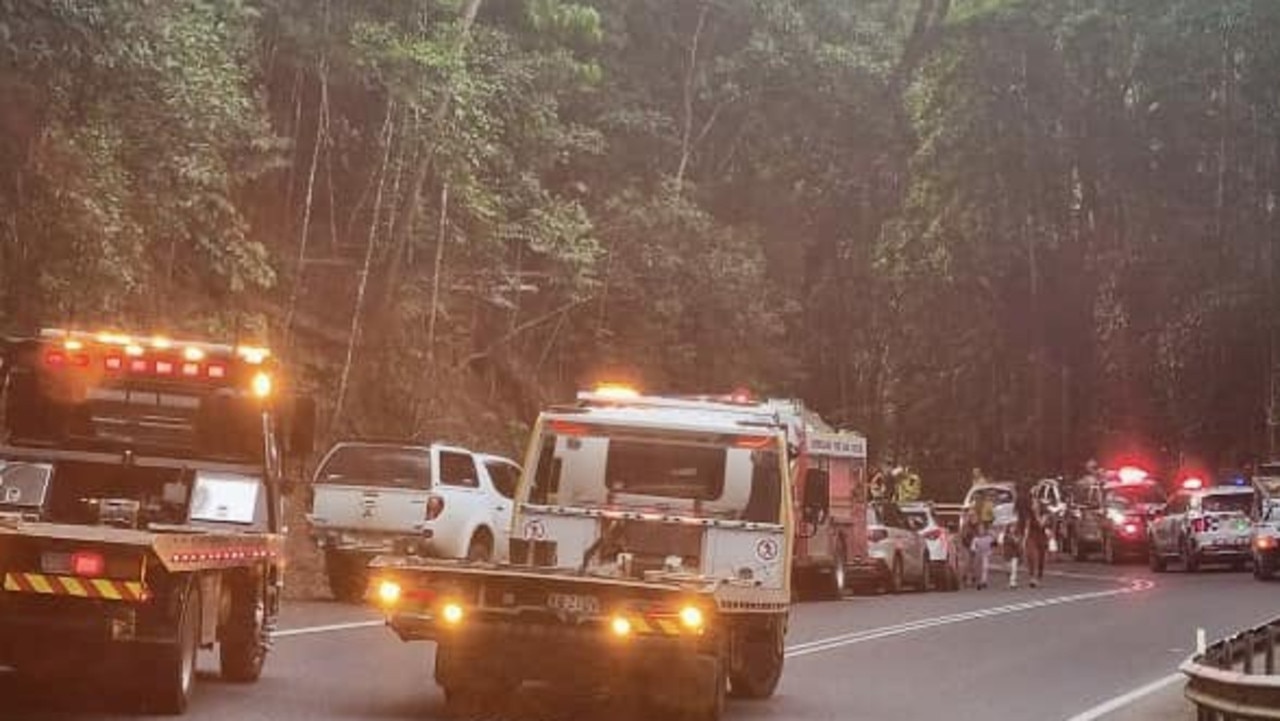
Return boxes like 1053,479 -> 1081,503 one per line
1182,477 -> 1205,490
735,435 -> 776,449
1121,522 -> 1140,536
1257,536 -> 1277,550
71,551 -> 106,577
154,360 -> 175,375
1191,517 -> 1208,533
181,362 -> 200,377
105,356 -> 123,371
130,359 -> 149,373
45,351 -> 66,367
207,363 -> 227,379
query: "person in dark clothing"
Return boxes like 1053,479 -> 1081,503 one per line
1015,489 -> 1049,588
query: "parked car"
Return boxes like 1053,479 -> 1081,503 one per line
963,481 -> 1017,531
1149,479 -> 1252,572
849,501 -> 930,593
306,441 -> 521,601
900,501 -> 960,591
1066,467 -> 1166,563
1030,477 -> 1069,548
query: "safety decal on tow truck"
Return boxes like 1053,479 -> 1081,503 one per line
3,572 -> 148,602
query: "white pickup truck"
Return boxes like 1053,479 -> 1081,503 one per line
306,441 -> 520,601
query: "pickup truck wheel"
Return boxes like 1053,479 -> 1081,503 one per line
466,531 -> 493,563
142,580 -> 200,715
324,550 -> 368,603
728,618 -> 784,699
220,572 -> 268,683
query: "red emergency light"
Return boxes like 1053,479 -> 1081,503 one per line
1182,477 -> 1204,490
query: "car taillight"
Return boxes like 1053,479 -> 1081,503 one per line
1191,518 -> 1208,533
869,528 -> 888,543
426,495 -> 445,521
1121,521 -> 1140,536
71,551 -> 106,577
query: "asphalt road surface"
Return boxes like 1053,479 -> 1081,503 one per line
4,560 -> 1275,721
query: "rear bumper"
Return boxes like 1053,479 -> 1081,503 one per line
404,614 -> 716,685
844,557 -> 889,582
311,528 -> 436,555
1189,537 -> 1251,559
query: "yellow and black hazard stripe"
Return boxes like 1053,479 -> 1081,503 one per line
2,572 -> 148,602
631,614 -> 684,636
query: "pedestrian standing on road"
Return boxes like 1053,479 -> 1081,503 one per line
1016,489 -> 1048,588
968,511 -> 994,590
1001,518 -> 1022,589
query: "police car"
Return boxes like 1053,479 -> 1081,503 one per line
1148,477 -> 1255,573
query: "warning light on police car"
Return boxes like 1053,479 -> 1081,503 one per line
1118,466 -> 1148,484
1182,477 -> 1205,491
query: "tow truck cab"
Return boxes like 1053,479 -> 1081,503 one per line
371,389 -> 795,719
0,329 -> 314,713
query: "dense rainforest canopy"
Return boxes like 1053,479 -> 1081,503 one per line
2,0 -> 1279,493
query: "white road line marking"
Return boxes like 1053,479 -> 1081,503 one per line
272,620 -> 384,638
786,579 -> 1153,659
1062,673 -> 1184,721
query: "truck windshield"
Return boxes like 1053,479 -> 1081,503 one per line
315,445 -> 431,489
527,426 -> 784,523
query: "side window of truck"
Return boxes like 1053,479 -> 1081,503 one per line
486,461 -> 519,499
440,451 -> 479,488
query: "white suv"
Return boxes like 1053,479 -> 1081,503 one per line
307,441 -> 520,601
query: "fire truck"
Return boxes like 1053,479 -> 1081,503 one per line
765,400 -> 869,599
0,328 -> 314,713
369,387 -> 800,719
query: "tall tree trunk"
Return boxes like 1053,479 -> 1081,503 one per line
373,0 -> 484,336
426,183 -> 449,365
333,102 -> 396,429
674,0 -> 711,192
284,55 -> 329,347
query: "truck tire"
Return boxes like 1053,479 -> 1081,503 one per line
822,543 -> 848,600
143,580 -> 200,715
728,617 -> 784,700
435,641 -> 515,712
687,655 -> 726,721
220,571 -> 268,683
324,549 -> 368,603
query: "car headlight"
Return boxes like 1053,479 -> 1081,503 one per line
679,605 -> 705,632
377,580 -> 402,605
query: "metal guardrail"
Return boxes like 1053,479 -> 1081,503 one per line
1182,619 -> 1280,720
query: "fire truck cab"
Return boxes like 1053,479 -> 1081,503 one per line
0,328 -> 314,714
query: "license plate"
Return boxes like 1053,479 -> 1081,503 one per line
546,592 -> 600,615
